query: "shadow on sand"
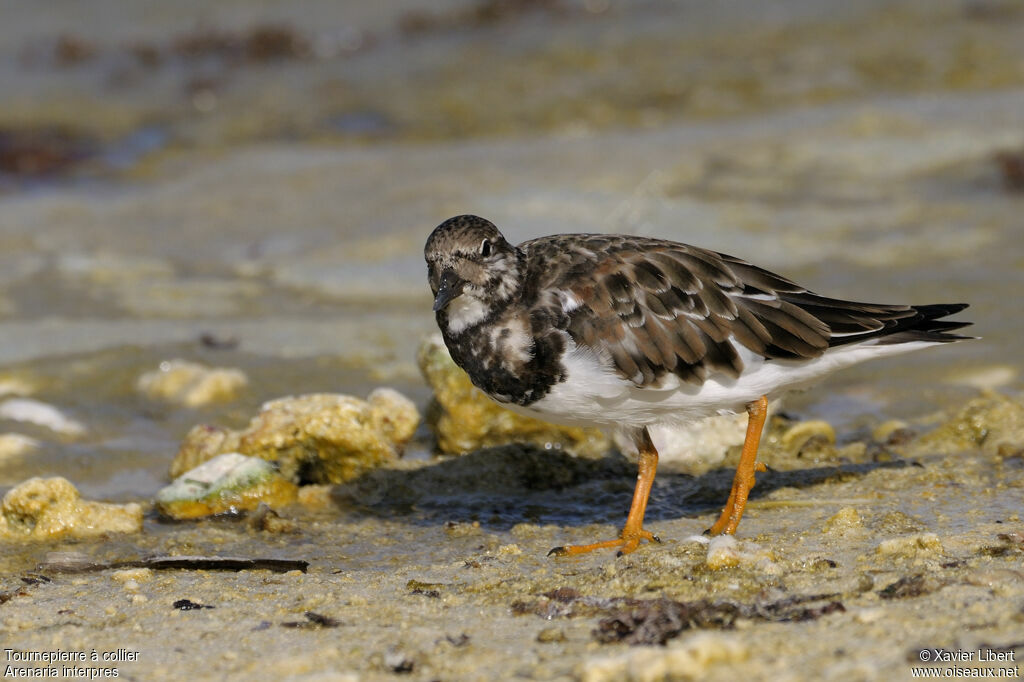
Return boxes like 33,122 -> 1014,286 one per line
329,444 -> 910,531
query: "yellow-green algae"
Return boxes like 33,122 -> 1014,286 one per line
155,453 -> 298,520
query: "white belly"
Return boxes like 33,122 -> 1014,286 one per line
507,338 -> 938,429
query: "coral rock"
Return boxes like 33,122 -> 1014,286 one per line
0,433 -> 40,461
876,532 -> 943,557
913,393 -> 1024,456
137,359 -> 248,407
0,477 -> 142,542
823,507 -> 864,535
170,390 -> 420,484
577,632 -> 748,682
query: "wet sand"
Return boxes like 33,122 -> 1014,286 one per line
2,0 -> 1023,679
2,408 -> 1023,680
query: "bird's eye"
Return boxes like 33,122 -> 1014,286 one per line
480,239 -> 491,257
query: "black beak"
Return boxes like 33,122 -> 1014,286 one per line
432,269 -> 463,312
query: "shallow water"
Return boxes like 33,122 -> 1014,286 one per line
0,0 -> 1022,546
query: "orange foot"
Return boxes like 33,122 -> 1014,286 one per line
550,427 -> 662,557
548,528 -> 660,557
706,460 -> 766,535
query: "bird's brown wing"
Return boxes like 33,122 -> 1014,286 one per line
519,234 -> 921,388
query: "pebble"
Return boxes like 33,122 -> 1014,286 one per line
704,535 -> 778,572
137,359 -> 248,407
111,568 -> 154,583
875,532 -> 943,556
296,484 -> 333,509
0,398 -> 85,437
536,627 -> 567,643
872,420 -> 911,443
706,535 -> 741,569
853,608 -> 886,624
946,365 -> 1017,390
289,674 -> 358,682
577,632 -> 748,682
964,568 -> 1024,588
0,433 -> 40,460
781,420 -> 836,452
0,377 -> 36,398
823,507 -> 864,534
288,674 -> 358,682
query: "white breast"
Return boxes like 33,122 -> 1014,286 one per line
445,294 -> 490,335
488,315 -> 533,370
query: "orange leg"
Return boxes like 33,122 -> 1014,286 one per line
707,395 -> 768,535
549,428 -> 660,557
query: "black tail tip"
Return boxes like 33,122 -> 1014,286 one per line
916,302 -> 970,319
896,302 -> 975,344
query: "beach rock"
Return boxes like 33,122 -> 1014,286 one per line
912,393 -> 1024,456
0,433 -> 40,461
0,398 -> 86,437
296,483 -> 334,510
0,377 -> 36,398
577,632 -> 748,682
705,535 -> 742,569
780,419 -> 836,453
156,453 -> 298,520
626,417 -> 747,475
417,334 -> 609,457
0,477 -> 142,542
872,419 -> 913,445
170,389 -> 419,484
137,359 -> 248,407
111,567 -> 154,584
876,532 -> 943,557
701,534 -> 779,572
823,507 -> 864,535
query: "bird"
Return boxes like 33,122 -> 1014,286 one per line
424,214 -> 972,556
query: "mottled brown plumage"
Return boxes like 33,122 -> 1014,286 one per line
424,214 -> 972,555
516,231 -> 968,390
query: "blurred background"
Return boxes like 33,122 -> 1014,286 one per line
0,0 -> 1021,500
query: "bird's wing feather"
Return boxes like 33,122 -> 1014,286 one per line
519,234 -> 946,388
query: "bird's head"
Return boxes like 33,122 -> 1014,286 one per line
424,215 -> 522,336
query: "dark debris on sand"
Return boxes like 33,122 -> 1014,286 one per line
0,128 -> 97,179
994,148 -> 1024,192
511,588 -> 846,646
280,611 -> 341,629
877,574 -> 943,600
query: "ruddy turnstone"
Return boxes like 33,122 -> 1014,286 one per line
424,214 -> 972,556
